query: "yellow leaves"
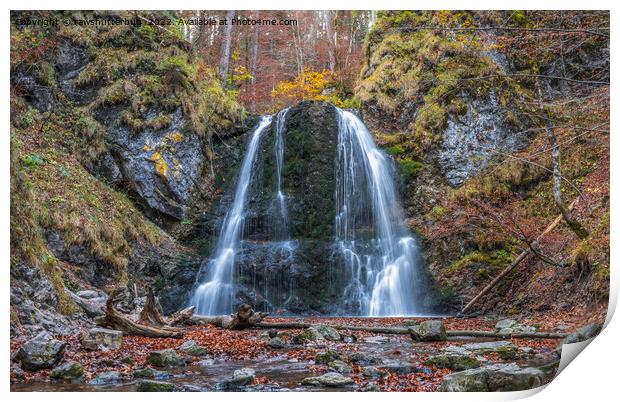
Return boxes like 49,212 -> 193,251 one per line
150,151 -> 168,179
272,69 -> 334,106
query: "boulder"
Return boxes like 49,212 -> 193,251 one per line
178,340 -> 209,356
495,319 -> 536,335
80,327 -> 123,351
312,324 -> 342,341
267,337 -> 285,349
148,349 -> 185,368
425,351 -> 481,371
136,380 -> 175,392
438,363 -> 545,392
292,327 -> 324,344
413,320 -> 447,341
362,366 -> 386,378
89,371 -> 122,385
50,361 -> 84,381
221,368 -> 256,388
360,382 -> 380,392
348,352 -> 382,366
77,290 -> 100,299
133,367 -> 173,379
462,341 -> 518,360
315,350 -> 341,364
15,332 -> 66,371
328,360 -> 352,374
563,322 -> 603,344
302,372 -> 355,387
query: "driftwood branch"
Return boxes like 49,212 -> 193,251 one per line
460,198 -> 579,314
189,304 -> 268,330
98,289 -> 184,338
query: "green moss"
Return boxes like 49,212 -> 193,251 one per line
397,159 -> 423,179
385,144 -> 404,156
447,249 -> 512,275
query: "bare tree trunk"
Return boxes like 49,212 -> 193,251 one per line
219,10 -> 236,86
536,79 -> 589,239
324,11 -> 336,73
250,11 -> 260,111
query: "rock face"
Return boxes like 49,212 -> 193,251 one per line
98,108 -> 204,220
15,332 -> 66,371
302,372 -> 355,387
80,327 -> 123,351
437,93 -> 528,187
438,363 -> 546,392
10,263 -> 76,337
148,349 -> 186,368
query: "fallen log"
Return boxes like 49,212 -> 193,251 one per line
139,287 -> 166,326
460,198 -> 579,315
98,288 -> 183,338
189,304 -> 268,330
167,305 -> 195,327
191,318 -> 567,339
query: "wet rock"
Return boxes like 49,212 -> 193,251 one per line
328,360 -> 352,374
364,335 -> 390,344
379,364 -> 431,375
360,382 -> 380,392
80,327 -> 123,351
220,368 -> 256,388
562,322 -> 603,344
133,367 -> 173,379
302,372 -> 355,387
315,350 -> 341,364
178,340 -> 209,356
343,334 -> 357,343
10,364 -> 25,382
148,349 -> 186,368
198,358 -> 215,366
292,327 -> 324,344
50,361 -> 84,381
267,337 -> 285,349
438,363 -> 545,392
425,351 -> 481,371
362,366 -> 386,378
137,380 -> 175,392
348,352 -> 383,366
414,320 -> 447,341
89,371 -> 122,385
462,341 -> 518,360
15,332 -> 66,371
312,324 -> 342,341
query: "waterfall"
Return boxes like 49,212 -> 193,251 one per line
273,107 -> 290,240
334,108 -> 422,316
191,116 -> 273,315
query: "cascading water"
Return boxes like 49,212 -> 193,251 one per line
334,108 -> 422,316
191,116 -> 273,315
